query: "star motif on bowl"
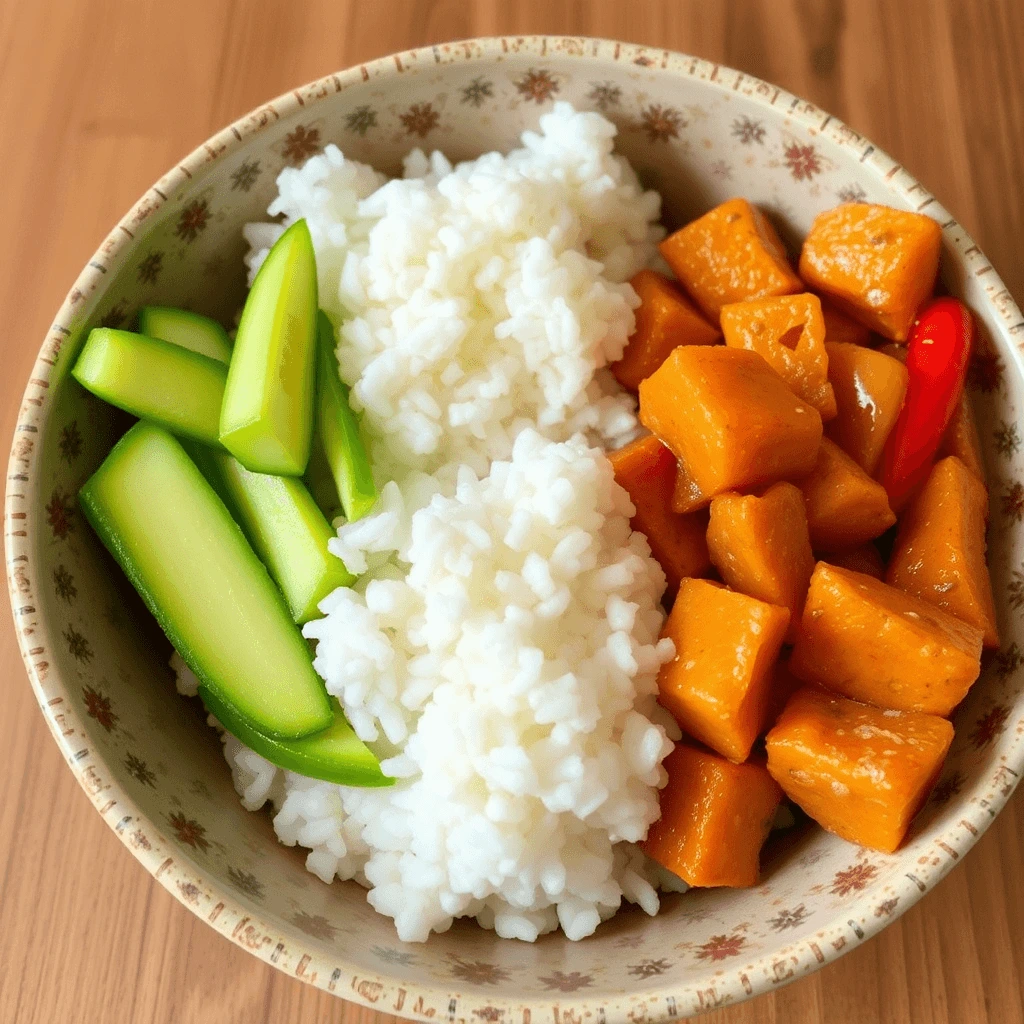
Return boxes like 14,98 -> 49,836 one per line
768,904 -> 809,931
448,956 -> 512,986
994,420 -> 1022,457
230,159 -> 262,192
1001,482 -> 1024,523
830,861 -> 878,896
167,811 -> 210,853
53,564 -> 77,602
783,141 -> 822,181
638,103 -> 683,142
399,103 -> 440,138
57,421 -> 83,462
971,704 -> 1011,749
282,124 -> 321,164
63,625 -> 92,663
82,685 -> 117,731
291,911 -> 337,940
515,68 -> 559,104
694,933 -> 747,962
628,957 -> 673,977
137,250 -> 163,285
731,115 -> 765,145
460,77 -> 494,108
175,200 -> 210,243
538,970 -> 594,992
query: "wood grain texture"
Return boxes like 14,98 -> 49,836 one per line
1,1 -> 1023,1021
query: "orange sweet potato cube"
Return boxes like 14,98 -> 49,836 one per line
825,342 -> 909,476
887,457 -> 999,647
611,270 -> 721,391
609,435 -> 710,594
766,687 -> 953,853
799,203 -> 942,341
660,198 -> 802,320
720,293 -> 837,420
789,562 -> 984,715
937,393 -> 986,485
643,743 -> 783,887
671,459 -> 710,516
820,297 -> 872,346
706,482 -> 815,643
658,578 -> 790,761
820,543 -> 885,580
799,438 -> 896,552
639,346 -> 822,510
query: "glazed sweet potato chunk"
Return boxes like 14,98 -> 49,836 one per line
660,198 -> 802,320
789,562 -> 984,715
825,342 -> 909,475
611,270 -> 721,391
820,543 -> 885,580
671,459 -> 710,515
887,457 -> 999,647
639,346 -> 822,510
720,293 -> 837,419
643,743 -> 783,887
706,483 -> 815,643
799,438 -> 896,551
658,578 -> 790,761
937,393 -> 986,484
766,687 -> 953,853
609,434 -> 710,594
799,203 -> 942,341
820,297 -> 872,346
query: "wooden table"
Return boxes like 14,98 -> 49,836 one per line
2,1 -> 1023,1021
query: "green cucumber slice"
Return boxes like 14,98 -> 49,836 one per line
79,422 -> 332,739
316,311 -> 377,521
72,328 -> 226,446
190,445 -> 354,624
139,305 -> 233,364
200,689 -> 391,787
304,432 -> 344,522
220,219 -> 318,476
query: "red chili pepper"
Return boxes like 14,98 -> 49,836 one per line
879,297 -> 975,512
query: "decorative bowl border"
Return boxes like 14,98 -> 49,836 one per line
7,36 -> 1024,1023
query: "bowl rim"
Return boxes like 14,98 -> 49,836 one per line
8,34 -> 1024,1023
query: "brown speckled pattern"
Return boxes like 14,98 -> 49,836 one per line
6,36 -> 1024,1023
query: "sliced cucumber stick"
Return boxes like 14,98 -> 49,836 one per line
79,422 -> 332,739
190,445 -> 354,624
220,220 -> 318,476
200,689 -> 391,787
139,306 -> 233,364
316,311 -> 377,521
72,328 -> 226,446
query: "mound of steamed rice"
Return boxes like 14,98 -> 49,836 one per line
181,104 -> 690,943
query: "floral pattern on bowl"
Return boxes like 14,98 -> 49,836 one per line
7,36 -> 1024,1023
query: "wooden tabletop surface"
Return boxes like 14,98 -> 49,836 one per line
2,1 -> 1023,1021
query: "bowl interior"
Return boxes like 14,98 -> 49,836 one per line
17,40 -> 1024,1020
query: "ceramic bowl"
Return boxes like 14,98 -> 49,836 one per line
8,36 -> 1024,1022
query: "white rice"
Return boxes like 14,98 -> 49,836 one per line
201,104 -> 688,943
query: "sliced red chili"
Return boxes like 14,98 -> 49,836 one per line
879,297 -> 975,512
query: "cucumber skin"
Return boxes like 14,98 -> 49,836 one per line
139,306 -> 233,364
220,220 -> 318,476
199,686 -> 392,788
316,312 -> 378,522
79,424 -> 333,740
72,328 -> 226,446
190,445 -> 355,624
304,433 -> 344,523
